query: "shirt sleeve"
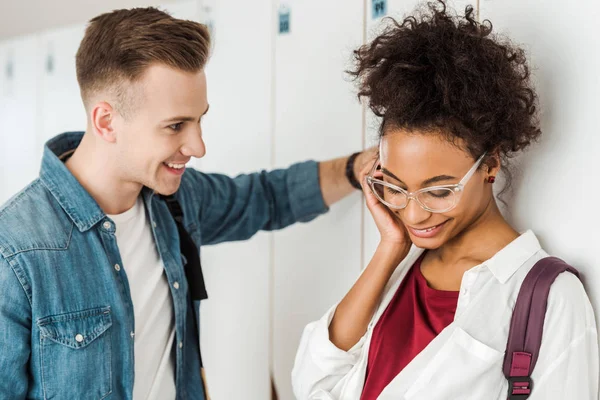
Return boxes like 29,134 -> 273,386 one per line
178,160 -> 329,245
529,272 -> 599,400
0,256 -> 31,399
292,304 -> 368,400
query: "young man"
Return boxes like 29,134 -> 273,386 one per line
0,7 -> 372,400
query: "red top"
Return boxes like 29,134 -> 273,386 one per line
360,254 -> 459,400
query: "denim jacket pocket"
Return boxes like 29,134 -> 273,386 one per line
38,306 -> 113,399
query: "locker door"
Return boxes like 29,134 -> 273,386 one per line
177,0 -> 274,399
0,34 -> 40,204
273,1 -> 364,398
362,0 -> 478,267
39,24 -> 87,151
479,0 -> 600,343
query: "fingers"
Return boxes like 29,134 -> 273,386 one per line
354,146 -> 379,180
358,159 -> 373,183
359,160 -> 382,209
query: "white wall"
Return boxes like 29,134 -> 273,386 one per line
1,1 -> 599,400
479,0 -> 600,346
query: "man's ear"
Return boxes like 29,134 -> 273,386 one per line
91,101 -> 117,143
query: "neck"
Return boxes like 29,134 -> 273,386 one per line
65,131 -> 142,215
430,198 -> 519,266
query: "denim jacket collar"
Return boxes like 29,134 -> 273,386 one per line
39,132 -> 107,233
39,132 -> 158,233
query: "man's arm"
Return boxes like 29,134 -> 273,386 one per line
177,148 -> 376,246
0,256 -> 31,398
318,148 -> 377,206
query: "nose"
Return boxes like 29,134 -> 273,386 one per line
400,197 -> 431,226
180,125 -> 206,159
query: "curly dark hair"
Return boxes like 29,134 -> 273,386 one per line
350,0 -> 540,180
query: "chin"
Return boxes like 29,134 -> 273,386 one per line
411,236 -> 444,250
148,181 -> 180,197
405,218 -> 456,250
160,186 -> 180,196
409,228 -> 452,249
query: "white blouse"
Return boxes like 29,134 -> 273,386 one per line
292,231 -> 599,399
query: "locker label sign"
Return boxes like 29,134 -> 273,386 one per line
206,19 -> 215,38
5,60 -> 13,80
279,6 -> 290,34
46,54 -> 54,74
372,0 -> 387,19
201,6 -> 215,39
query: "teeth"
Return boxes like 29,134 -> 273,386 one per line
416,223 -> 442,233
166,163 -> 185,169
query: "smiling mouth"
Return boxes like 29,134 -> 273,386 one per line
412,222 -> 445,233
407,220 -> 450,238
163,162 -> 187,176
164,162 -> 186,169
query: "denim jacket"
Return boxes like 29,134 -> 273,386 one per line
0,132 -> 328,400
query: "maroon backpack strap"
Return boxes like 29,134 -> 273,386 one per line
503,256 -> 579,399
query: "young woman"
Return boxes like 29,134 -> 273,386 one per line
292,2 -> 598,399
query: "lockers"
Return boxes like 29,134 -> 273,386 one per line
272,1 -> 364,398
38,24 -> 87,148
0,35 -> 40,204
182,0 -> 275,398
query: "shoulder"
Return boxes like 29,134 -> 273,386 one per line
547,268 -> 596,329
532,258 -> 598,381
0,179 -> 73,259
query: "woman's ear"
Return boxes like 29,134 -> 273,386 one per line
486,151 -> 502,179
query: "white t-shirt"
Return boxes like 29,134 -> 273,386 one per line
109,197 -> 176,400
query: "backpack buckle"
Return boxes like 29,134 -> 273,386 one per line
507,376 -> 532,399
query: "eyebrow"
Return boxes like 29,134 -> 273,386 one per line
381,168 -> 457,186
162,104 -> 210,124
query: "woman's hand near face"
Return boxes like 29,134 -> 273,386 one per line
359,160 -> 412,257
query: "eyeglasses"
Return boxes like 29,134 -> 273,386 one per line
366,153 -> 487,213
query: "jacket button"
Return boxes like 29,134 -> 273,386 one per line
103,221 -> 112,230
173,281 -> 180,290
75,334 -> 84,343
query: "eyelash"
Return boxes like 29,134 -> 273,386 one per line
385,187 -> 403,196
169,116 -> 207,132
169,122 -> 184,132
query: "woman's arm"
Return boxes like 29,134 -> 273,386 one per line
292,160 -> 413,399
529,273 -> 599,399
329,159 -> 413,350
329,242 -> 407,351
